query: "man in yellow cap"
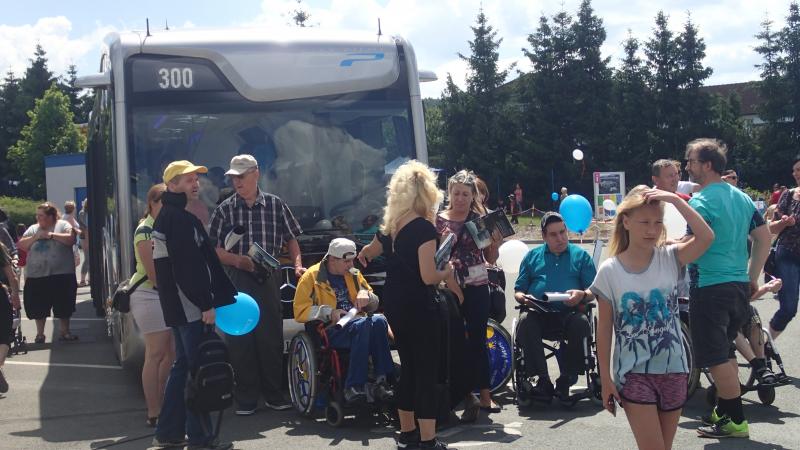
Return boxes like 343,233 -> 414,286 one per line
151,160 -> 236,450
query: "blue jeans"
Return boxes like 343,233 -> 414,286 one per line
155,320 -> 213,446
326,315 -> 393,388
772,245 -> 800,331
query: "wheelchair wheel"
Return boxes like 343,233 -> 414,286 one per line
681,321 -> 701,399
510,317 -> 519,394
288,332 -> 319,416
757,385 -> 776,405
326,401 -> 344,427
705,384 -> 717,407
486,319 -> 514,394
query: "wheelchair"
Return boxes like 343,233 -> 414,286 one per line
287,317 -> 396,427
690,303 -> 790,407
507,296 -> 603,408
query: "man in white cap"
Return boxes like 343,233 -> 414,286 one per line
208,154 -> 304,415
293,238 -> 394,402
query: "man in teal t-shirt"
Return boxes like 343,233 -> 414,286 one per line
513,212 -> 596,403
684,138 -> 771,439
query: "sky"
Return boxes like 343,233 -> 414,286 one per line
0,0 -> 795,99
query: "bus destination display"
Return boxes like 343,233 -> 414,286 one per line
130,56 -> 229,93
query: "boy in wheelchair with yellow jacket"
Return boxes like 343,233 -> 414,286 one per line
293,238 -> 394,403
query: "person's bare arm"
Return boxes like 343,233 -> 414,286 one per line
357,235 -> 384,267
287,238 -> 305,279
137,240 -> 158,287
749,224 -> 772,294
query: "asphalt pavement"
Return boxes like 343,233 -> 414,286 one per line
1,246 -> 800,449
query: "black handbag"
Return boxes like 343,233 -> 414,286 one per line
111,276 -> 148,313
487,266 -> 507,323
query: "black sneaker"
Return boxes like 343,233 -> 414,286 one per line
235,403 -> 257,416
419,438 -> 449,449
555,376 -> 572,405
530,378 -> 554,400
344,385 -> 367,403
0,367 -> 8,393
374,381 -> 394,401
264,397 -> 292,411
397,428 -> 421,449
188,439 -> 234,450
152,437 -> 188,448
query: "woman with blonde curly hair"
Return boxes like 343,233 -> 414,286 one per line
590,185 -> 713,449
358,160 -> 454,449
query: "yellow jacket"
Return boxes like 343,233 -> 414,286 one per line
293,259 -> 379,323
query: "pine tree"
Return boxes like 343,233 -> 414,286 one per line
19,44 -> 54,116
59,64 -> 86,121
645,11 -> 681,160
7,84 -> 86,198
609,33 -> 653,184
676,14 -> 713,148
0,71 -> 25,194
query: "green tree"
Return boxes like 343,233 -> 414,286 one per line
19,44 -> 54,117
608,33 -> 654,185
7,84 -> 86,198
675,14 -> 713,146
644,11 -> 681,160
0,71 -> 25,193
441,8 -> 514,188
58,64 -> 90,123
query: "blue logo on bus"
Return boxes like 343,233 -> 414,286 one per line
340,52 -> 384,67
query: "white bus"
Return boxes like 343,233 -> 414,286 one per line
77,28 -> 435,368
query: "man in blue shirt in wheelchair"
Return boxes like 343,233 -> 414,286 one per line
294,238 -> 394,403
513,212 -> 597,403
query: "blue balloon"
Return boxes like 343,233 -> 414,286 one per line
217,292 -> 260,336
551,192 -> 559,201
559,194 -> 593,233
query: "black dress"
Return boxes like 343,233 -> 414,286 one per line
380,217 -> 442,419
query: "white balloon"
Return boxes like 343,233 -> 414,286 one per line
602,199 -> 616,212
497,240 -> 529,275
572,149 -> 584,161
663,202 -> 687,240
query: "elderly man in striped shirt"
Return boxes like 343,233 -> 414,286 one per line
209,154 -> 304,415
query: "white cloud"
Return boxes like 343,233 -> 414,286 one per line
1,0 -> 795,96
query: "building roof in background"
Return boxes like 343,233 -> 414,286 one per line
699,81 -> 762,116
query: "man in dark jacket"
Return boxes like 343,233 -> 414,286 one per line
152,160 -> 236,450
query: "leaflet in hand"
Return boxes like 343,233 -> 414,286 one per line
465,209 -> 516,249
435,233 -> 455,270
247,242 -> 280,271
335,307 -> 359,329
542,292 -> 570,302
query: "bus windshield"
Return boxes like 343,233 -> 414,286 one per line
128,91 -> 414,252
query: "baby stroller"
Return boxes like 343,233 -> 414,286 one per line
8,309 -> 27,357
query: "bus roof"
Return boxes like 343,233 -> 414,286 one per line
104,28 -> 413,102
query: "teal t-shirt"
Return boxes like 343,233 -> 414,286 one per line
688,182 -> 764,288
514,243 -> 596,311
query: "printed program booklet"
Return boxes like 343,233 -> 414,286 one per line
435,233 -> 455,270
465,209 -> 515,249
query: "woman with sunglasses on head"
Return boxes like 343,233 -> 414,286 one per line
436,170 -> 501,422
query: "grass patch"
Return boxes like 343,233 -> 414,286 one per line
0,196 -> 44,228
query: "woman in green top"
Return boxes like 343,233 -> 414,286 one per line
129,183 -> 174,427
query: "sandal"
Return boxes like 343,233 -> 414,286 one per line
58,334 -> 79,342
34,335 -> 45,344
146,416 -> 158,427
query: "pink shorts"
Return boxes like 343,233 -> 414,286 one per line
620,373 -> 688,411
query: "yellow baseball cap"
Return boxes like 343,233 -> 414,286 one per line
163,160 -> 208,183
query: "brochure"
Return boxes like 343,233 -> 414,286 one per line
465,209 -> 515,249
435,233 -> 455,270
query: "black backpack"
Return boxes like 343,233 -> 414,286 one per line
186,326 -> 234,437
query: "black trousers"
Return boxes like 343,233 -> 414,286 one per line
461,285 -> 491,391
516,310 -> 590,380
223,267 -> 284,405
385,293 -> 441,420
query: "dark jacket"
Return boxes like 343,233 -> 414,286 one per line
152,191 -> 236,327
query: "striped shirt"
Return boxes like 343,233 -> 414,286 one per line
208,190 -> 302,256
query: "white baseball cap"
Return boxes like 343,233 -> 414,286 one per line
326,238 -> 357,260
225,154 -> 258,176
